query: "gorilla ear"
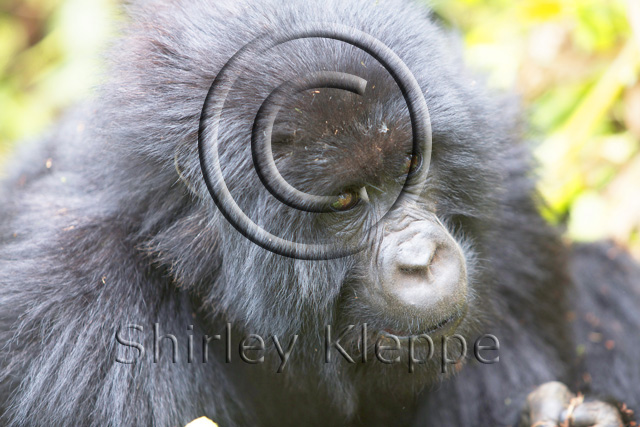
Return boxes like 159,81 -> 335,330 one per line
144,210 -> 222,289
174,147 -> 203,197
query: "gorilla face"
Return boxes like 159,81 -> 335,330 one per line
192,62 -> 480,383
264,87 -> 470,339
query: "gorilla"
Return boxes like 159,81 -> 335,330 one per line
1,0 -> 639,426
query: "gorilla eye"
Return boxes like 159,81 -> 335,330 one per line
330,190 -> 360,211
401,152 -> 423,175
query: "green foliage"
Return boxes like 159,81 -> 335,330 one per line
433,0 -> 640,256
0,0 -> 114,158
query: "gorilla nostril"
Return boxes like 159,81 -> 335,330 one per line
396,244 -> 438,277
398,265 -> 425,275
397,264 -> 435,283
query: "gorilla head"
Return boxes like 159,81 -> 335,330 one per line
113,0 -> 508,393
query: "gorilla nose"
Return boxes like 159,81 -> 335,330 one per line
390,235 -> 463,307
377,218 -> 468,328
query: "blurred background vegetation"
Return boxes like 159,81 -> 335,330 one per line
0,0 -> 639,257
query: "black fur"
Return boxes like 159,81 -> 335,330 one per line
1,0 -> 638,426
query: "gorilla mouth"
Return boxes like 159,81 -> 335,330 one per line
381,315 -> 458,339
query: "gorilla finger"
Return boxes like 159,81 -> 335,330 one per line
527,381 -> 574,424
561,401 -> 624,427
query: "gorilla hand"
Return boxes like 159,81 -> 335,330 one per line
523,382 -> 624,427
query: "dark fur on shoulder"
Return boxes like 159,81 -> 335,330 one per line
1,1 -> 638,426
